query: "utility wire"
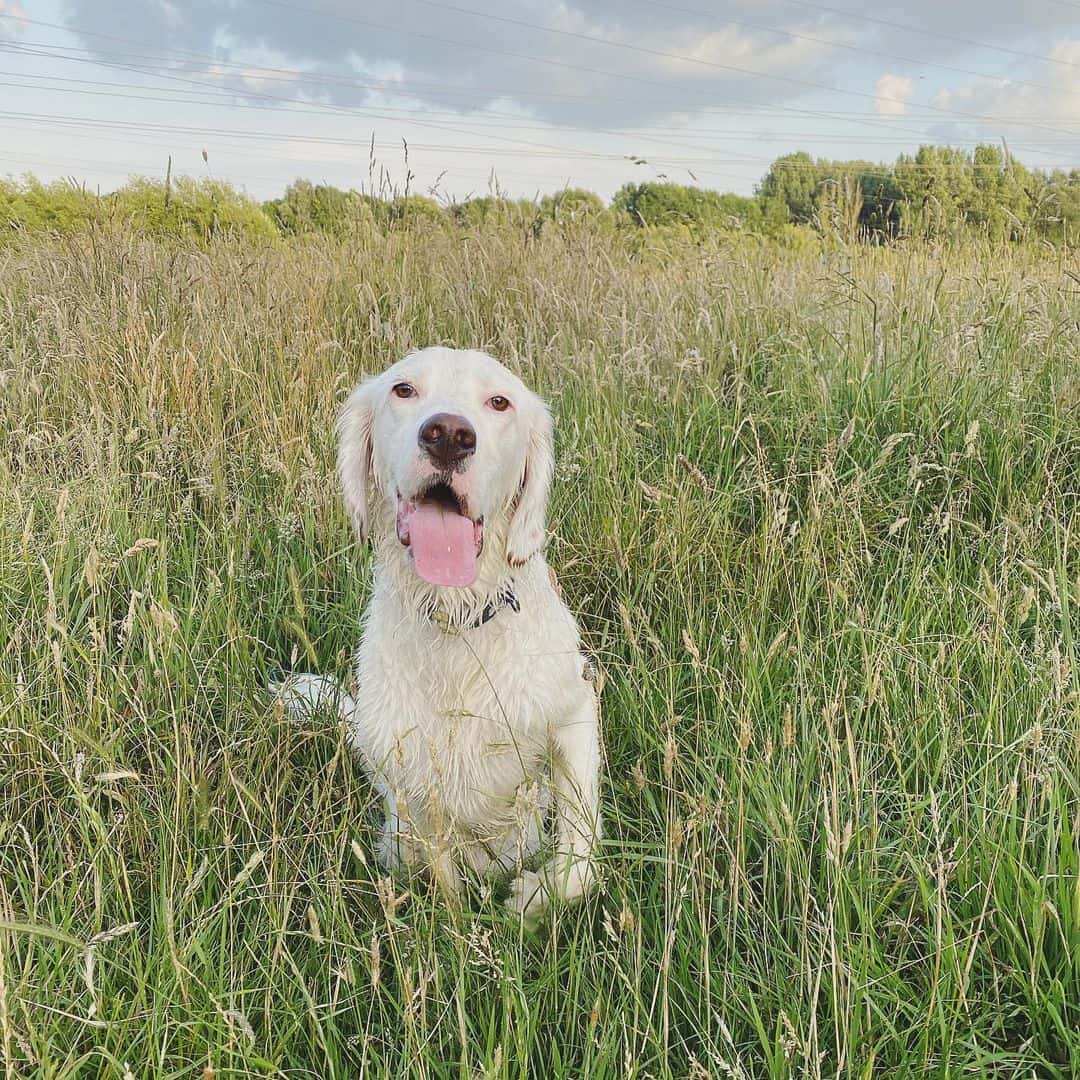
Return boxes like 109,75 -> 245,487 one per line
776,0 -> 1080,68
5,109 -> 1077,174
4,71 -> 1074,159
9,5 -> 1076,139
247,0 -> 1080,136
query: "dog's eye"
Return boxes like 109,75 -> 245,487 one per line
488,395 -> 511,412
392,382 -> 416,399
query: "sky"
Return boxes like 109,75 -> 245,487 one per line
0,0 -> 1078,202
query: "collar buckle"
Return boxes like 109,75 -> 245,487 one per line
427,585 -> 519,633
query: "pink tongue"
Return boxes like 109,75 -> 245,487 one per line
408,503 -> 478,587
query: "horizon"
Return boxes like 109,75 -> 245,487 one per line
5,140 -> 1076,208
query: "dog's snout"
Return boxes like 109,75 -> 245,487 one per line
418,412 -> 476,467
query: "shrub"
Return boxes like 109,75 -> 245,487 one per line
537,188 -> 606,224
385,194 -> 446,225
114,177 -> 278,242
612,182 -> 760,232
447,196 -> 535,228
0,176 -> 101,234
0,175 -> 277,242
263,180 -> 374,237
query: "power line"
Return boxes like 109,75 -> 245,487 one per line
640,0 -> 1067,94
7,10 -> 1075,149
0,71 -> 776,166
1,42 -> 688,168
7,16 -> 1074,125
1,7 -> 1076,196
0,149 -> 297,186
13,34 -> 1072,192
775,0 -> 1080,69
0,145 -> 542,191
0,16 -> 634,111
9,67 -> 1076,147
11,1 -> 1047,141
0,11 -> 1026,142
0,117 -> 565,190
3,103 -> 1067,183
4,108 -> 1077,174
8,22 -> 1033,181
247,0 -> 1080,137
4,72 -> 1075,160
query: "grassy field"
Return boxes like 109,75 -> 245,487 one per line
0,224 -> 1077,1079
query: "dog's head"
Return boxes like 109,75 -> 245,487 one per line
337,347 -> 553,588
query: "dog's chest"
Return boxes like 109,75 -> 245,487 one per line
353,624 -> 552,814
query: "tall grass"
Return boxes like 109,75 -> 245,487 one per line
0,223 -> 1077,1078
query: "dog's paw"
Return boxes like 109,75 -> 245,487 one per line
269,674 -> 346,721
506,869 -> 548,922
374,823 -> 400,870
375,824 -> 424,872
506,859 -> 596,922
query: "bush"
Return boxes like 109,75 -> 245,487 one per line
758,144 -> 1080,244
263,180 -> 374,237
4,149 -> 1077,249
612,182 -> 761,232
114,177 -> 278,242
773,223 -> 822,255
384,194 -> 446,226
1,175 -> 278,243
447,196 -> 539,228
1,176 -> 101,234
537,188 -> 606,224
759,153 -> 902,239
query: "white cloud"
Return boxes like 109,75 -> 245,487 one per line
54,1 -> 1080,132
0,0 -> 27,37
932,39 -> 1080,127
874,73 -> 914,116
152,0 -> 184,31
56,1 -> 870,127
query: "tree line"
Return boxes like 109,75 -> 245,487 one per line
3,143 -> 1077,246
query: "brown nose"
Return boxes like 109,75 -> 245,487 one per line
418,412 -> 476,468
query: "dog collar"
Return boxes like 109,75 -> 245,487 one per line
427,585 -> 520,633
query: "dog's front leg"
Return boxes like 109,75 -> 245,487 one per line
373,782 -> 412,870
507,691 -> 601,919
376,787 -> 463,902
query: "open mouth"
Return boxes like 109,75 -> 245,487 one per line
396,482 -> 484,588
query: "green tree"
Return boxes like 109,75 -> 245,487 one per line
759,153 -> 901,239
537,188 -> 606,223
1031,168 -> 1080,244
117,177 -> 277,241
0,176 -> 100,233
758,151 -> 819,226
385,194 -> 446,225
263,180 -> 375,236
611,182 -> 761,231
1,175 -> 277,242
447,196 -> 534,228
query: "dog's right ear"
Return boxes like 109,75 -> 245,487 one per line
337,378 -> 379,542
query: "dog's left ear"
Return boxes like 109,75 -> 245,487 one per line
506,400 -> 554,567
337,378 -> 379,542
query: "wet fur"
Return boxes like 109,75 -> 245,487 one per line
276,347 -> 601,918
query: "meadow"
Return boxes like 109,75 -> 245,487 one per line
0,221 -> 1077,1078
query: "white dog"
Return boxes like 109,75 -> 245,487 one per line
277,347 -> 601,918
